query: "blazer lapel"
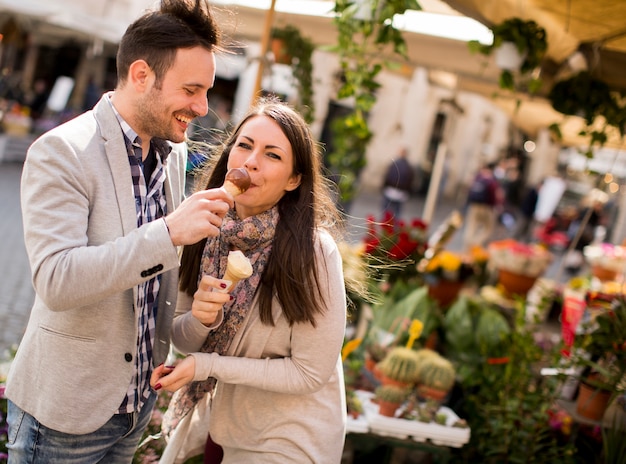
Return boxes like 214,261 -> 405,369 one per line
94,94 -> 138,237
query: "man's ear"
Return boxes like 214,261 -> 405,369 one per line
128,60 -> 152,90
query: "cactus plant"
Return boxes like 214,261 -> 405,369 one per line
374,385 -> 410,417
416,353 -> 456,401
376,347 -> 423,386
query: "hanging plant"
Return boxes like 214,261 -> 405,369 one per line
329,0 -> 421,206
468,18 -> 547,93
548,71 -> 626,157
270,25 -> 316,123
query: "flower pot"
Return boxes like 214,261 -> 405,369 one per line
497,269 -> 537,297
427,279 -> 464,307
416,385 -> 448,402
270,38 -> 291,65
576,381 -> 612,422
494,41 -> 526,71
591,265 -> 618,282
378,399 -> 401,417
379,374 -> 412,389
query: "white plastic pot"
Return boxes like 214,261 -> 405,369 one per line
494,42 -> 526,71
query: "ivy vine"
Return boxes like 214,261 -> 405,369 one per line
328,0 -> 420,205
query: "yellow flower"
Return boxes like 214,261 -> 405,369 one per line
406,319 -> 424,349
439,251 -> 462,271
469,245 -> 489,263
342,338 -> 362,361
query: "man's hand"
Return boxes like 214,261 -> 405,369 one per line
164,188 -> 233,246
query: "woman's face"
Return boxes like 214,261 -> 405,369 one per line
227,115 -> 301,219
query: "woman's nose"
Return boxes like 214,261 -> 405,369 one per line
244,153 -> 259,171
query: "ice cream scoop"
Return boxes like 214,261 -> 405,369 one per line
221,250 -> 253,292
221,168 -> 251,197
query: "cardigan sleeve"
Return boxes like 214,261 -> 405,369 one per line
191,231 -> 347,393
170,290 -> 223,354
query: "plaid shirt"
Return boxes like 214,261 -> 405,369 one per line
109,99 -> 169,414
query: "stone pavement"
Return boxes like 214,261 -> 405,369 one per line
0,161 -> 34,355
0,159 -> 567,354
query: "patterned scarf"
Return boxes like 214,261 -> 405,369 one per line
162,206 -> 279,437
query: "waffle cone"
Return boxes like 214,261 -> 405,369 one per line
223,250 -> 252,291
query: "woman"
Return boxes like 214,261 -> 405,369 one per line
152,97 -> 348,463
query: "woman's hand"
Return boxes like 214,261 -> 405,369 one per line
151,356 -> 196,392
192,275 -> 231,326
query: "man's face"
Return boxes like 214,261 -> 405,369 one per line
135,46 -> 216,143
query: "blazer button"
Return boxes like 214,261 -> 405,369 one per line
125,353 -> 133,362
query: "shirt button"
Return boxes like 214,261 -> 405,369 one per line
124,353 -> 133,362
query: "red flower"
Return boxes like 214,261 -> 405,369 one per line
387,231 -> 419,260
411,218 -> 427,230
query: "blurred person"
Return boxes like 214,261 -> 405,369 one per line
463,161 -> 502,249
381,146 -> 414,219
5,1 -> 230,463
152,97 -> 348,463
514,179 -> 543,242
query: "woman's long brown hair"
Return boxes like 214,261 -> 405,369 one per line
179,98 -> 344,326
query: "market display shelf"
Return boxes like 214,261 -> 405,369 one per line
352,389 -> 471,448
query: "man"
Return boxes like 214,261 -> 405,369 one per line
381,146 -> 414,219
5,1 -> 232,462
462,162 -> 502,250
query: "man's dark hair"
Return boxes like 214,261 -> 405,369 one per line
116,0 -> 221,87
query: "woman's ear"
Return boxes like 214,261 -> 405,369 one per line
285,173 -> 302,192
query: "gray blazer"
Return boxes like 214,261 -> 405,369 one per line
6,93 -> 186,434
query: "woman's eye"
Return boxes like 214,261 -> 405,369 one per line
237,142 -> 252,149
267,151 -> 281,160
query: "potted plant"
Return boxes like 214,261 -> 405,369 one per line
376,346 -> 423,387
415,351 -> 456,402
374,384 -> 410,417
420,250 -> 477,307
487,239 -> 553,297
548,71 -> 626,157
468,18 -> 547,93
571,296 -> 626,421
362,212 -> 429,286
346,389 -> 364,419
269,25 -> 316,123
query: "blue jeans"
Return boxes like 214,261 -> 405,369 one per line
7,391 -> 156,464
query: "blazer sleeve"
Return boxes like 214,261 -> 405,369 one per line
191,231 -> 347,394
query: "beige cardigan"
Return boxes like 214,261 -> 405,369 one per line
165,231 -> 347,463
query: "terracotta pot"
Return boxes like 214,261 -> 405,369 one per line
498,269 -> 537,297
424,331 -> 438,351
576,381 -> 612,422
378,400 -> 401,417
364,357 -> 377,373
427,279 -> 464,307
416,384 -> 448,402
379,374 -> 412,389
270,38 -> 291,64
591,265 -> 617,282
